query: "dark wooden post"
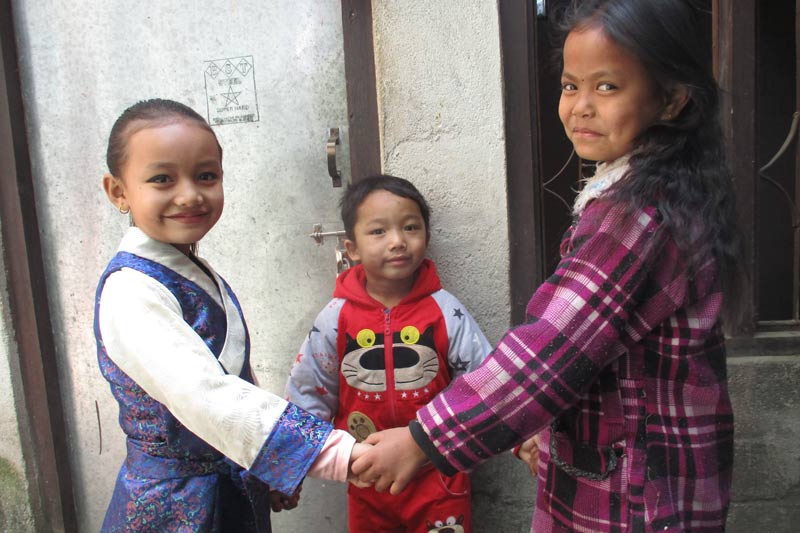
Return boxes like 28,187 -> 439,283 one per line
716,0 -> 758,335
498,0 -> 545,324
341,0 -> 382,183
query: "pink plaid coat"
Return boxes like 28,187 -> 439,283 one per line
413,199 -> 733,532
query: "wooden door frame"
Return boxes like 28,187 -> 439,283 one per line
341,0 -> 382,182
715,0 -> 758,336
717,0 -> 800,354
0,1 -> 77,530
498,0 -> 546,324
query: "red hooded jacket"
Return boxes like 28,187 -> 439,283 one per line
286,259 -> 491,441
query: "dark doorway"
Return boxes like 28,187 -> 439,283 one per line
533,0 -> 579,274
503,0 -> 798,333
755,0 -> 797,322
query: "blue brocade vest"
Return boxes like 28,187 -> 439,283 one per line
95,252 -> 270,533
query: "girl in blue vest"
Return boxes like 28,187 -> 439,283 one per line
97,98 -> 365,532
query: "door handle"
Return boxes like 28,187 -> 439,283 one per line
327,127 -> 342,187
309,224 -> 353,274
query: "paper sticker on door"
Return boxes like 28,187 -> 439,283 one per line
204,55 -> 259,126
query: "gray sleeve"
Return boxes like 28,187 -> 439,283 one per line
284,299 -> 345,420
431,289 -> 493,377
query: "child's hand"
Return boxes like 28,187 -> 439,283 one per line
351,427 -> 428,495
517,434 -> 540,477
269,485 -> 301,512
347,442 -> 373,488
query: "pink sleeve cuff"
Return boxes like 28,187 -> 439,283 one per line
306,429 -> 356,482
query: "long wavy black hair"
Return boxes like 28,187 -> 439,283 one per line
556,0 -> 747,327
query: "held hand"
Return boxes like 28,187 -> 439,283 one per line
517,434 -> 540,477
351,427 -> 428,495
347,442 -> 374,488
269,484 -> 302,512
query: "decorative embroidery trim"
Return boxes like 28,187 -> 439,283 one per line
249,403 -> 333,494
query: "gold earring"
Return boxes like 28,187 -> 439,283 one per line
119,204 -> 130,215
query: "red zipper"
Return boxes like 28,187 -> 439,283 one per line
383,308 -> 397,424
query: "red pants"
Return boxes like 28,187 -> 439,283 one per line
347,465 -> 472,532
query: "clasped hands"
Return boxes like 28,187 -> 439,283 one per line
347,427 -> 428,495
271,427 -> 424,511
347,428 -> 542,494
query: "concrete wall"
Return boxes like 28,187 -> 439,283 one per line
2,0 -> 520,529
727,355 -> 800,531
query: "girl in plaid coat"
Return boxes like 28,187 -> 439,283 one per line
352,1 -> 745,531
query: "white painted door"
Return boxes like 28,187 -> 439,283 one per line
12,1 -> 350,530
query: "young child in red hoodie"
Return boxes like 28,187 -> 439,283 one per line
286,175 -> 491,532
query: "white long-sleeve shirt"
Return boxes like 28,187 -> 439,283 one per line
98,227 -> 354,484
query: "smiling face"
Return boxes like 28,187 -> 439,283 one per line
345,190 -> 428,303
103,120 -> 224,255
558,25 -> 668,163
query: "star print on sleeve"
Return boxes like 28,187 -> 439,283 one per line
453,308 -> 464,319
451,354 -> 469,372
315,386 -> 328,396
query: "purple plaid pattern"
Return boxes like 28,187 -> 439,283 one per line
417,200 -> 733,531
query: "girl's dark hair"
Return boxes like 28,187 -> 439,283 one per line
340,175 -> 431,241
557,0 -> 746,327
106,98 -> 222,176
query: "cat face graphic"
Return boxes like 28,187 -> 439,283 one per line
341,325 -> 439,392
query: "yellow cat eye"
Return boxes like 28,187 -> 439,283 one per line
356,329 -> 376,348
400,325 -> 420,344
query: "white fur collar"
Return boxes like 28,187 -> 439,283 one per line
572,155 -> 631,216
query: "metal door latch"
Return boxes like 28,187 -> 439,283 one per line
309,223 -> 353,273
